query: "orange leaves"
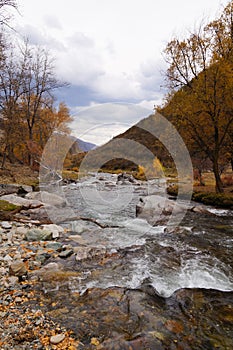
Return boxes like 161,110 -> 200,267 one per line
165,319 -> 184,334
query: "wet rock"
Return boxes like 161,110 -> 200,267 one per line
117,172 -> 138,185
190,205 -> 213,215
9,260 -> 27,277
50,333 -> 65,344
24,228 -> 52,241
136,195 -> 187,225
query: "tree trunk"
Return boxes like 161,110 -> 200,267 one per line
213,159 -> 224,193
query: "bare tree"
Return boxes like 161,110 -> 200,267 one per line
18,42 -> 68,165
0,0 -> 17,27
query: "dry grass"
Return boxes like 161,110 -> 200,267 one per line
0,161 -> 38,186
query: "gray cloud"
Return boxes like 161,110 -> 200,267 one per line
43,15 -> 62,30
70,102 -> 151,145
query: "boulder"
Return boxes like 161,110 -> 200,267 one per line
136,195 -> 188,225
1,194 -> 42,208
0,184 -> 32,196
26,191 -> 66,207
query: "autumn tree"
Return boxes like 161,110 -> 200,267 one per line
0,41 -> 71,167
17,43 -> 68,165
162,1 -> 233,192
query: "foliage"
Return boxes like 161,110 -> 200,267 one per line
161,1 -> 233,193
192,192 -> 233,208
0,199 -> 19,211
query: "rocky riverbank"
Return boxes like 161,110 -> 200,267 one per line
0,178 -> 233,349
0,219 -> 233,349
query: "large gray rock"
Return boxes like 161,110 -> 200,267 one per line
1,194 -> 42,208
0,184 -> 32,196
26,191 -> 66,207
136,195 -> 188,225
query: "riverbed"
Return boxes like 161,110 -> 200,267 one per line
31,172 -> 233,349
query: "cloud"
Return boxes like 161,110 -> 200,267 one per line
43,15 -> 62,30
16,24 -> 65,51
70,102 -> 152,145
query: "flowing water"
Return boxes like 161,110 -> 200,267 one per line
59,173 -> 233,298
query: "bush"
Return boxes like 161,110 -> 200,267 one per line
192,192 -> 233,208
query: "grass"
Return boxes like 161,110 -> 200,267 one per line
0,199 -> 20,211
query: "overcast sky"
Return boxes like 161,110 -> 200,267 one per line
13,0 -> 229,144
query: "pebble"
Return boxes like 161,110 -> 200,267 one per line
3,254 -> 13,262
9,261 -> 27,277
50,333 -> 65,344
15,297 -> 22,303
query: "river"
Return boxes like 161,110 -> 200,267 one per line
36,172 -> 233,349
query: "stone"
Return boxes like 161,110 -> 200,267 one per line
14,297 -> 22,303
35,253 -> 51,264
26,191 -> 66,207
16,226 -> 28,235
24,228 -> 52,241
9,260 -> 27,277
50,334 -> 65,345
136,195 -> 188,225
75,247 -> 90,261
58,249 -> 74,258
0,183 -> 21,196
46,242 -> 63,251
42,224 -> 64,239
68,235 -> 87,245
1,194 -> 42,208
3,254 -> 13,262
1,221 -> 12,230
7,276 -> 18,286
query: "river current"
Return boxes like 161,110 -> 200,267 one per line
49,173 -> 233,299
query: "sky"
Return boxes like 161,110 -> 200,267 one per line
12,0 -> 229,144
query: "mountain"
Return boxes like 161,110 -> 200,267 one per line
70,114 -> 174,173
69,138 -> 96,154
76,139 -> 96,152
